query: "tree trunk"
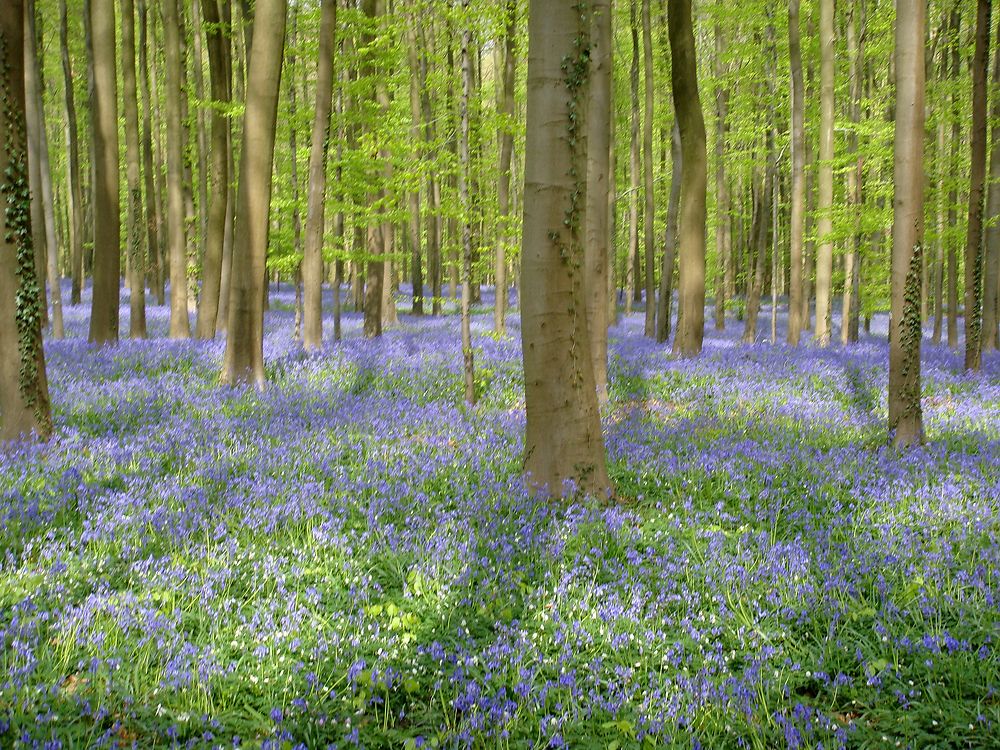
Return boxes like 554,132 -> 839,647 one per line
137,0 -> 162,306
814,0 -> 834,346
889,0 -> 925,448
494,0 -> 516,335
521,0 -> 609,497
983,14 -> 1000,352
965,0 -> 991,372
405,10 -> 425,318
88,0 -> 120,345
459,0 -> 476,405
195,0 -> 232,339
190,0 -> 209,255
669,0 -> 707,357
586,0 -> 612,399
787,0 -> 805,345
301,0 -> 336,350
1,0 -> 52,441
59,0 -> 85,308
25,0 -> 63,340
642,0 -> 655,337
24,4 -> 47,331
841,3 -> 863,346
120,0 -> 146,337
656,122 -> 681,343
221,0 -> 287,385
163,0 -> 191,337
947,9 -> 960,349
933,118 -> 945,344
361,0 -> 384,337
626,0 -> 640,316
713,19 -> 729,332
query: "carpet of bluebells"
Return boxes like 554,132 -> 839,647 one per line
2,283 -> 999,750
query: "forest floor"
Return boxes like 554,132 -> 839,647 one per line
2,284 -> 999,749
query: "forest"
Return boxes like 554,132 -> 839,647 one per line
1,0 -> 999,746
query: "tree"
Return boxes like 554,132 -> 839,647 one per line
713,17 -> 730,332
669,0 -> 707,357
221,0 -> 288,385
888,0 -> 925,448
361,0 -> 384,339
24,0 -> 63,340
59,0 -> 85,308
984,14 -> 1000,353
121,0 -> 146,338
459,0 -> 475,405
965,0 -> 991,372
586,0 -> 612,400
0,0 -> 52,442
814,0 -> 834,346
787,0 -> 805,345
494,0 -> 517,336
642,0 -> 655,337
521,0 -> 609,497
302,0 -> 336,351
164,0 -> 190,338
88,0 -> 121,345
195,0 -> 233,339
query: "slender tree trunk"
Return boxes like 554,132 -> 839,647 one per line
713,19 -> 729,332
221,0 -> 287,384
841,3 -> 863,346
983,14 -> 1000,352
88,0 -> 120,344
137,0 -> 162,306
933,118 -> 946,343
195,0 -> 232,338
889,0 -> 925,448
947,9 -> 960,348
521,0 -> 609,497
405,11 -> 425,318
642,0 -> 656,336
191,0 -> 209,254
586,0 -> 612,399
743,167 -> 772,344
163,0 -> 191,337
459,0 -> 475,405
25,0 -> 63,339
23,4 -> 47,330
59,0 -> 85,308
965,0 -> 991,372
656,122 -> 681,343
1,0 -> 52,441
814,0 -> 834,346
669,0 -> 707,357
301,0 -> 336,350
362,0 -> 384,337
626,0 -> 640,316
787,0 -> 805,344
120,0 -> 146,337
494,0 -> 516,335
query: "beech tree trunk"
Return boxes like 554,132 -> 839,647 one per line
656,122 -> 681,344
586,0 -> 612,400
983,14 -> 1000,352
787,0 -> 805,345
24,0 -> 63,340
521,0 -> 609,497
1,0 -> 52,441
195,0 -> 232,339
642,0 -> 655,337
814,0 -> 834,346
302,0 -> 336,350
221,0 -> 287,385
669,0 -> 707,357
947,9 -> 960,348
59,0 -> 84,307
713,20 -> 729,332
88,0 -> 120,345
889,0 -> 925,448
626,0 -> 640,316
164,0 -> 190,338
459,0 -> 475,405
494,0 -> 516,335
965,0 -> 991,372
841,4 -> 863,346
137,0 -> 163,306
405,9 -> 425,318
362,0 -> 384,338
121,0 -> 146,337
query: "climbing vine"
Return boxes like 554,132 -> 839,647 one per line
0,30 -> 48,429
898,241 -> 924,422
